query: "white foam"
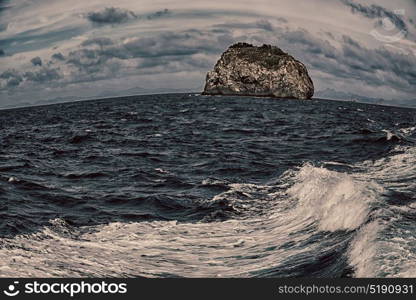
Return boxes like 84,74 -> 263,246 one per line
382,129 -> 394,141
348,220 -> 383,277
0,163 -> 383,277
359,145 -> 416,192
1,146 -> 415,278
348,213 -> 416,278
0,214 -> 316,277
155,168 -> 170,174
347,142 -> 416,277
201,178 -> 228,186
8,176 -> 18,183
398,126 -> 416,136
285,163 -> 382,231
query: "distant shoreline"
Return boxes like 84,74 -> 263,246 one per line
1,92 -> 415,112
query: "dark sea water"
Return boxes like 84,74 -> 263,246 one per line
1,93 -> 416,277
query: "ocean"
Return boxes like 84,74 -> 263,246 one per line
0,93 -> 415,277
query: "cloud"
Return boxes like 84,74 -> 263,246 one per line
1,26 -> 85,57
57,23 -> 414,97
122,31 -> 224,57
273,28 -> 416,94
278,29 -> 337,58
0,66 -> 61,88
255,20 -> 274,31
56,30 -> 228,81
81,37 -> 114,47
340,0 -> 408,32
3,20 -> 415,100
66,49 -> 113,73
51,52 -> 65,61
1,1 -> 415,105
24,67 -> 61,83
213,18 -> 285,32
207,21 -> 415,97
0,69 -> 20,80
86,7 -> 137,24
70,29 -> 228,62
146,9 -> 170,20
85,7 -> 171,26
0,0 -> 10,13
0,0 -> 9,33
0,69 -> 23,87
342,35 -> 361,48
31,56 -> 42,66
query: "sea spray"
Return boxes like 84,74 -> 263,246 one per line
285,163 -> 383,231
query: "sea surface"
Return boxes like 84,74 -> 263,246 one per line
1,93 -> 416,277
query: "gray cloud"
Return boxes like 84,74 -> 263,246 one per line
122,31 -> 224,57
68,29 -> 229,63
0,69 -> 23,87
31,56 -> 42,66
0,69 -> 20,79
87,7 -> 137,24
51,52 -> 65,61
278,30 -> 337,58
56,33 -> 213,81
34,29 -> 229,83
5,77 -> 21,87
24,67 -> 61,83
62,23 -> 415,95
340,0 -> 408,33
135,54 -> 213,74
67,49 -> 111,73
85,7 -> 172,26
256,20 -> 274,31
342,35 -> 361,48
3,17 -> 415,100
0,66 -> 62,88
213,18 -> 285,32
81,37 -> 114,47
0,0 -> 10,33
0,0 -> 10,13
205,21 -> 415,96
272,28 -> 415,93
0,26 -> 85,56
146,9 -> 170,20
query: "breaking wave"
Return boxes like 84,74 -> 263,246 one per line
0,161 -> 388,277
347,142 -> 416,277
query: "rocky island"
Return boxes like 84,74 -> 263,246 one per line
202,43 -> 314,99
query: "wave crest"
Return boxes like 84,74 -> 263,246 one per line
284,164 -> 383,231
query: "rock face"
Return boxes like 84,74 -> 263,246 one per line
202,43 -> 314,99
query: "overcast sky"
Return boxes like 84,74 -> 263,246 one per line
0,0 -> 415,107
